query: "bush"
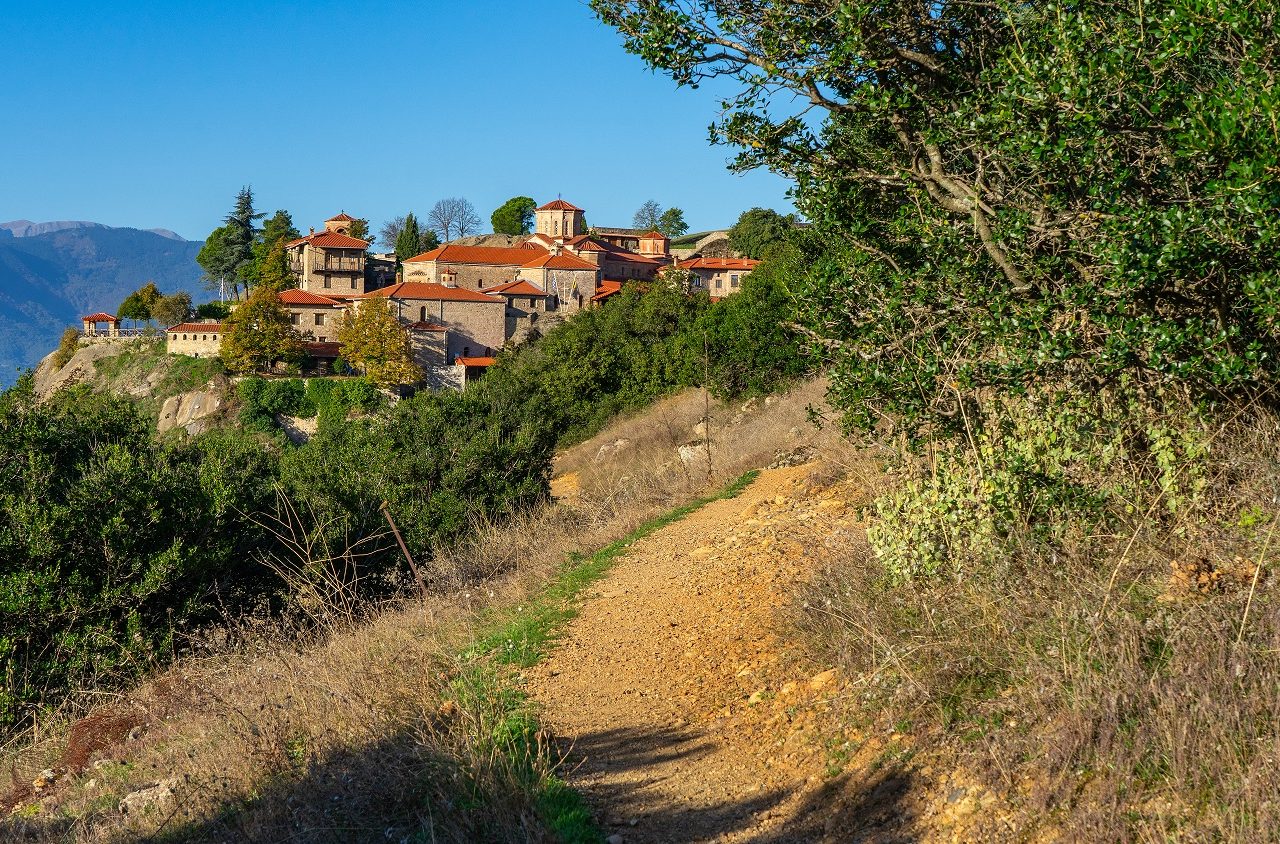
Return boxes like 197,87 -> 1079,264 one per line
50,328 -> 81,370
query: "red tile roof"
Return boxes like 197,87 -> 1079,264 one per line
536,199 -> 583,211
360,282 -> 503,303
304,341 -> 341,357
82,312 -> 119,322
405,243 -> 549,266
487,280 -> 549,296
591,281 -> 623,302
407,320 -> 448,332
455,356 -> 497,367
285,231 -> 370,249
326,212 -> 356,222
569,238 -> 609,252
520,252 -> 598,271
167,322 -> 223,333
605,251 -> 662,265
642,231 -> 667,240
679,257 -> 761,271
278,289 -> 344,306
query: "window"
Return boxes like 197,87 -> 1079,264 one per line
314,313 -> 325,326
318,335 -> 326,342
529,297 -> 536,308
322,276 -> 331,288
730,274 -> 739,288
715,278 -> 723,289
290,313 -> 299,325
182,334 -> 188,341
420,306 -> 426,322
478,279 -> 485,288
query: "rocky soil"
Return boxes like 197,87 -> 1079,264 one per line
528,464 -> 1001,843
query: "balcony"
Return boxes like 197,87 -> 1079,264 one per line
312,260 -> 363,273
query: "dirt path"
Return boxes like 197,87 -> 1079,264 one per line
525,465 -> 860,843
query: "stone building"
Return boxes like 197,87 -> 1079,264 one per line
677,256 -> 761,298
357,281 -> 507,364
402,243 -> 600,313
278,289 -> 347,342
285,213 -> 371,297
166,321 -> 224,357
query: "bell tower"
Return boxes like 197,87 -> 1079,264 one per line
535,198 -> 585,240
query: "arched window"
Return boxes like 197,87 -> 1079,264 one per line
420,306 -> 426,321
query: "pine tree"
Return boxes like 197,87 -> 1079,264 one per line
223,187 -> 263,293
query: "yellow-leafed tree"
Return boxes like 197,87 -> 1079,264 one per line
337,299 -> 422,388
220,285 -> 305,373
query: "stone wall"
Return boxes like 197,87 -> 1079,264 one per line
167,327 -> 223,357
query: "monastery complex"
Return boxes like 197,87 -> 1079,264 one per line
150,199 -> 758,388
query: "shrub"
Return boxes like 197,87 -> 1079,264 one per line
51,327 -> 81,370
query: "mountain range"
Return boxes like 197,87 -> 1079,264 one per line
0,222 -> 205,386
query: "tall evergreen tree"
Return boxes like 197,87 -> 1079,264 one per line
395,213 -> 423,261
249,210 -> 300,286
223,187 -> 263,293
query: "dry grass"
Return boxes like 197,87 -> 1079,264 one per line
792,402 -> 1280,842
1,378 -> 836,843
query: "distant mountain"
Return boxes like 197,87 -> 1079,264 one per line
0,223 -> 205,386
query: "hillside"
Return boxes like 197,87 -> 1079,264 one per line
0,225 -> 204,385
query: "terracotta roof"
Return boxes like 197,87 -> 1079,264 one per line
569,238 -> 609,252
167,322 -> 224,333
455,356 -> 497,367
304,341 -> 341,357
407,320 -> 448,332
536,199 -> 583,211
679,257 -> 761,271
488,279 -> 549,296
520,252 -> 598,271
82,312 -> 119,322
360,282 -> 503,303
326,212 -> 356,222
591,281 -> 624,301
642,231 -> 667,240
405,243 -> 549,266
278,289 -> 344,306
605,251 -> 662,265
284,230 -> 370,249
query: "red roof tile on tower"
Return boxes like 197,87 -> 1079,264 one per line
82,312 -> 119,322
678,257 -> 761,271
405,243 -> 549,266
284,231 -> 370,249
359,282 -> 503,303
326,212 -> 357,222
488,280 -> 550,296
278,289 -> 345,306
536,199 -> 583,212
520,253 -> 598,270
167,321 -> 224,333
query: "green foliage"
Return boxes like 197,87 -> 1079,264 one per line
346,217 -> 371,242
117,282 -> 162,324
658,206 -> 688,237
491,196 -> 536,236
151,291 -> 193,327
249,210 -> 300,287
199,187 -> 262,299
728,208 -> 794,260
394,213 -> 423,262
255,240 -> 295,293
220,285 -> 305,374
51,328 -> 80,370
196,300 -> 231,321
336,299 -> 423,387
594,0 -> 1280,436
867,389 -> 1212,582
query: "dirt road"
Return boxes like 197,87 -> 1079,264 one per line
525,465 -> 860,843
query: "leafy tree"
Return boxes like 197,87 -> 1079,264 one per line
249,210 -> 300,285
395,213 -> 423,262
428,197 -> 481,242
255,240 -> 295,293
379,215 -> 407,251
347,217 -> 372,242
51,328 -> 80,369
418,229 -> 440,253
592,0 -> 1280,435
727,208 -> 793,260
152,291 -> 194,327
117,281 -> 162,325
658,207 -> 689,238
491,196 -> 537,236
336,299 -> 423,388
220,285 -> 304,373
196,301 -> 232,321
633,199 -> 662,231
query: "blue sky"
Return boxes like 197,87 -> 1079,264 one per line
0,0 -> 795,244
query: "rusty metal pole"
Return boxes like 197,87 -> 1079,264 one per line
380,500 -> 427,599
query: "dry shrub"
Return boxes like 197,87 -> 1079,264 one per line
794,398 -> 1280,842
